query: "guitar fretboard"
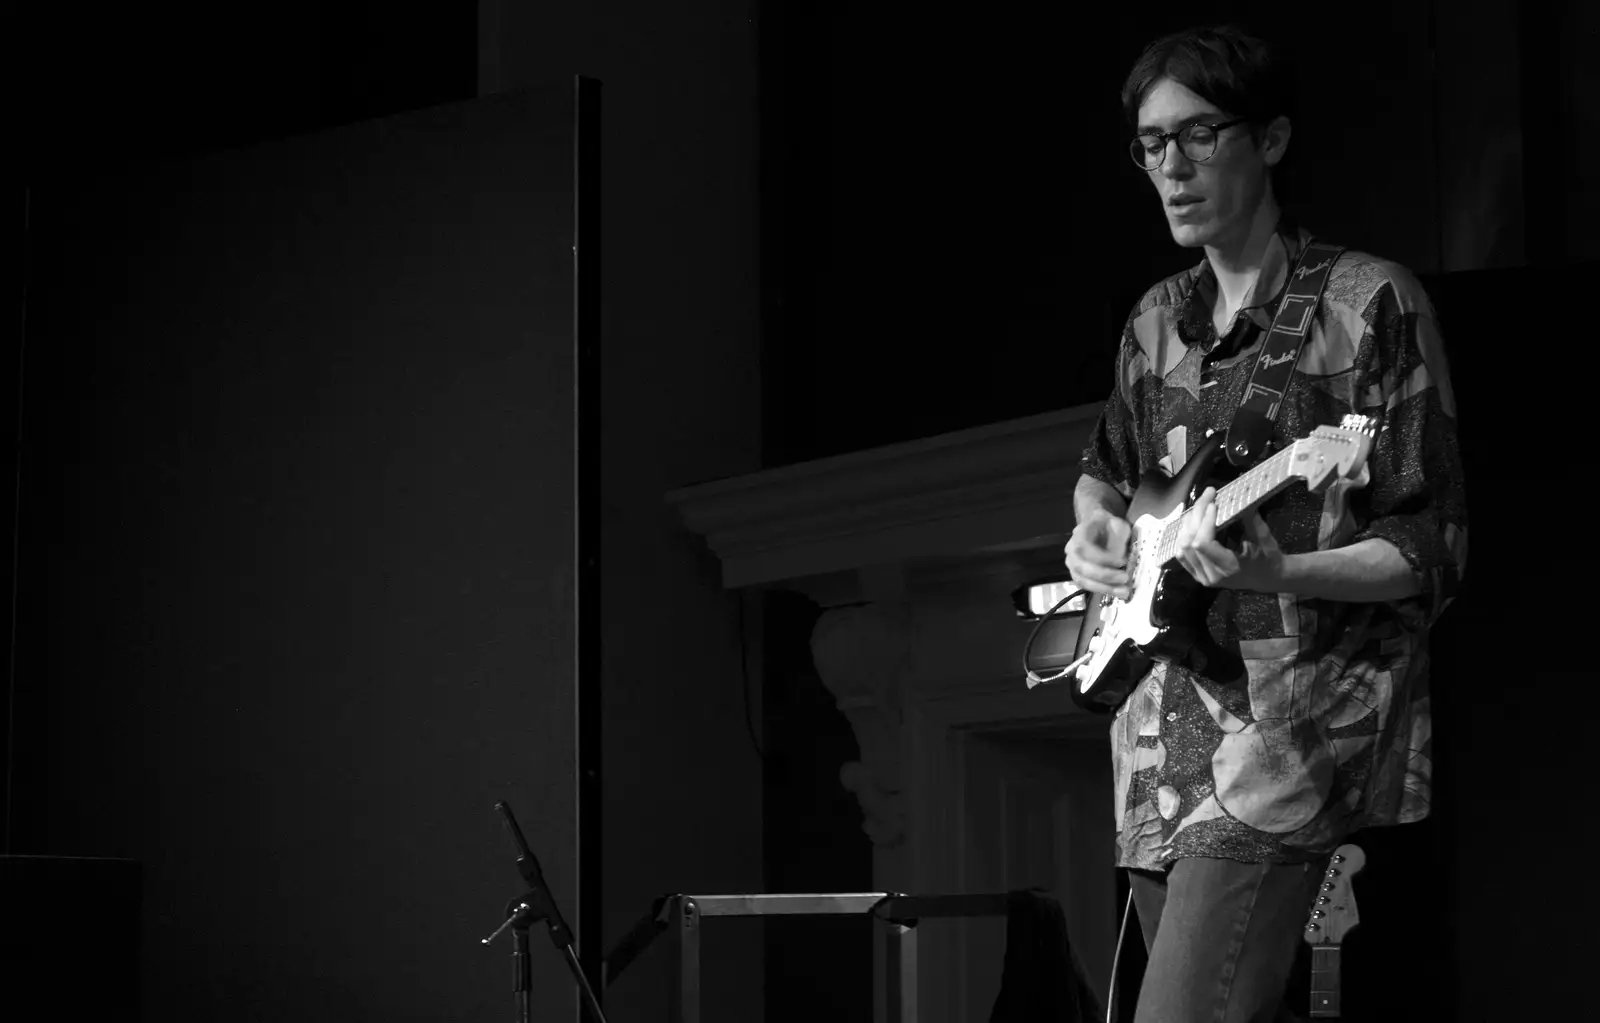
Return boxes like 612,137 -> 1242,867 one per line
1309,945 -> 1342,1018
1153,443 -> 1300,563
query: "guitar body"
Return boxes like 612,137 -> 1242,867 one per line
1070,430 -> 1233,712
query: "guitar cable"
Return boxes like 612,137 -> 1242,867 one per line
1106,887 -> 1134,1023
1020,588 -> 1135,1023
1022,589 -> 1095,688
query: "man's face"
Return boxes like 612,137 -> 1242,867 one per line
1135,78 -> 1280,249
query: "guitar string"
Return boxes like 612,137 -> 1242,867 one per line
1150,420 -> 1369,567
1153,443 -> 1294,564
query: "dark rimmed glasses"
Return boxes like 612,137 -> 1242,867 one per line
1129,117 -> 1250,171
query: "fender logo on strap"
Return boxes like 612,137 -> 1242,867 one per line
1294,257 -> 1332,280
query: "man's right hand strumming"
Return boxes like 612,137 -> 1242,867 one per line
1065,507 -> 1134,601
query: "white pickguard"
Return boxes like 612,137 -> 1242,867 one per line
1075,502 -> 1186,696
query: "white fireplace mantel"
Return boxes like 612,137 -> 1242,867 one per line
666,403 -> 1118,1022
665,404 -> 1102,604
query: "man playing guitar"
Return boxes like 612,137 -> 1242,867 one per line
1063,25 -> 1467,1022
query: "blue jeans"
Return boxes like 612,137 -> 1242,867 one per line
1129,857 -> 1327,1023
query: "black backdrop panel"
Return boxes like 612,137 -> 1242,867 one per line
14,86 -> 587,1021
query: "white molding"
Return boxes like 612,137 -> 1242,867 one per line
666,405 -> 1102,590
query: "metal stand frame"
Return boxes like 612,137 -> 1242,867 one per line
601,892 -> 1013,1023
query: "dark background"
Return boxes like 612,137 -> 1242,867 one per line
10,0 -> 1595,1020
760,2 -> 1581,463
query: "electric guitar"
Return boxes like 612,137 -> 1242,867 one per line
1305,843 -> 1367,1019
1067,414 -> 1378,712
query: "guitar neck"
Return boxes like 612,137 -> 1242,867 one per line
1153,444 -> 1297,564
1212,444 -> 1298,529
1309,945 -> 1342,1018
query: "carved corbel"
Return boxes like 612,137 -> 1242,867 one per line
810,601 -> 913,849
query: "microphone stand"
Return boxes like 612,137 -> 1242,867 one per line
481,801 -> 608,1023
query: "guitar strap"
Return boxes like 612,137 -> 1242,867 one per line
1223,238 -> 1345,467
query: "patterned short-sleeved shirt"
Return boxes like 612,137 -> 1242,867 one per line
1079,222 -> 1467,870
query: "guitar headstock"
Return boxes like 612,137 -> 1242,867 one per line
1286,414 -> 1378,493
1304,843 -> 1367,947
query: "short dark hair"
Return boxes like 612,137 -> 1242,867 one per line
1121,25 -> 1296,131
